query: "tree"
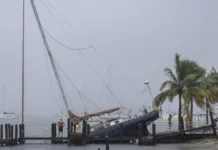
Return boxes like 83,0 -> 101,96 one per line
154,53 -> 205,130
202,71 -> 218,124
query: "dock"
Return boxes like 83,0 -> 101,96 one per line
0,117 -> 217,147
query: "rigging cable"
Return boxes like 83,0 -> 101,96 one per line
42,0 -> 94,50
40,0 -> 94,51
43,45 -> 63,113
52,58 -> 103,110
40,1 -> 123,107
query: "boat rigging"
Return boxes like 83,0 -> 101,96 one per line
29,0 -> 119,124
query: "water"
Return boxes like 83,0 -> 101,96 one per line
0,116 -> 215,150
0,143 -> 217,150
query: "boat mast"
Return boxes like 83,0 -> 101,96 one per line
21,0 -> 25,124
30,0 -> 70,110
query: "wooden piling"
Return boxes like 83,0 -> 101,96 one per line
70,121 -> 73,134
19,124 -> 22,144
87,124 -> 90,137
105,136 -> 109,150
15,124 -> 18,145
82,120 -> 87,137
8,124 -> 11,140
152,123 -> 156,145
73,124 -> 76,133
51,123 -> 54,144
138,124 -> 142,139
21,124 -> 25,144
10,125 -> 14,145
67,118 -> 70,139
5,124 -> 8,139
0,124 -> 3,146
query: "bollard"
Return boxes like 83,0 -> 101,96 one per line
105,136 -> 109,150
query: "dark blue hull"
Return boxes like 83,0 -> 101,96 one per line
90,110 -> 159,138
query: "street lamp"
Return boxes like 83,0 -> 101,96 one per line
144,81 -> 154,103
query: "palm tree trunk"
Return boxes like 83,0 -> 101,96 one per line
178,94 -> 182,130
190,98 -> 193,128
206,100 -> 209,124
208,105 -> 217,136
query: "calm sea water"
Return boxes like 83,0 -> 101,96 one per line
0,116 -> 215,150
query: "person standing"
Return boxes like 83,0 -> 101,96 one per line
57,119 -> 65,137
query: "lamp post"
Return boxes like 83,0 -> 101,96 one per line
144,81 -> 154,107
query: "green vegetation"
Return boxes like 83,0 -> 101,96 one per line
154,53 -> 218,130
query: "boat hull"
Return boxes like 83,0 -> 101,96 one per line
90,110 -> 159,138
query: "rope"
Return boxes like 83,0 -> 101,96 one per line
52,58 -> 103,110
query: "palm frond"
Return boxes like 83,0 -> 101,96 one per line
160,80 -> 176,91
164,68 -> 177,82
154,89 -> 176,106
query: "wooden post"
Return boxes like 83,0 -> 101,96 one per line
19,124 -> 22,144
74,124 -> 76,133
70,121 -> 73,134
15,124 -> 18,145
152,123 -> 156,145
87,124 -> 90,137
138,124 -> 142,139
5,124 -> 8,139
54,123 -> 56,140
51,123 -> 54,144
180,117 -> 184,130
19,124 -> 25,144
82,120 -> 87,137
105,136 -> 109,150
0,124 -> 3,146
8,124 -> 11,139
10,125 -> 14,145
67,118 -> 70,139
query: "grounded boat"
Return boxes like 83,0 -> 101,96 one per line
28,0 -> 160,138
90,110 -> 159,138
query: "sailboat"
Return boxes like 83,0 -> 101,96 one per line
28,0 -> 160,138
0,85 -> 18,119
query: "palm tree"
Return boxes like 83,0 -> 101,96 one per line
202,71 -> 218,124
182,69 -> 218,129
154,53 -> 206,130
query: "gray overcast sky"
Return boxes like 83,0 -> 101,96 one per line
0,0 -> 218,116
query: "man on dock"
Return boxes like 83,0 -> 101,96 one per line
57,119 -> 65,137
168,114 -> 172,130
